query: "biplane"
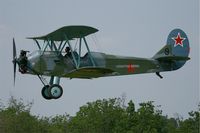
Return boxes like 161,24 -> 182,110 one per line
12,26 -> 190,100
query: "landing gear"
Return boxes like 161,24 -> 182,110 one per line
49,84 -> 63,99
38,75 -> 63,100
41,85 -> 63,100
41,85 -> 51,100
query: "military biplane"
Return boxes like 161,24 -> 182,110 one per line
12,26 -> 190,100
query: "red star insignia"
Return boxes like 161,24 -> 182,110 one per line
128,64 -> 135,73
172,33 -> 186,47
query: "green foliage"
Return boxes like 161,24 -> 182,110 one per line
177,111 -> 199,133
0,96 -> 70,133
0,96 -> 38,133
68,98 -> 127,133
126,101 -> 167,133
0,96 -> 199,133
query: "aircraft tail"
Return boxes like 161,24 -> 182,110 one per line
153,29 -> 190,71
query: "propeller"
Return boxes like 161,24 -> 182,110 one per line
12,38 -> 17,85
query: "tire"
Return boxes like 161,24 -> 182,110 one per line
48,84 -> 63,99
41,85 -> 52,100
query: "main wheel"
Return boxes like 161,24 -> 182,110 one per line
48,84 -> 63,99
41,85 -> 52,100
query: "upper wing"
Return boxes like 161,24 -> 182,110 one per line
27,25 -> 98,41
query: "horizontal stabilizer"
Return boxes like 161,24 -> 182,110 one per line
156,56 -> 190,61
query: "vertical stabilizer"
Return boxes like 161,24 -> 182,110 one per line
153,29 -> 190,70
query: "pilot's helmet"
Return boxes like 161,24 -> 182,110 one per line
65,47 -> 70,52
20,50 -> 26,56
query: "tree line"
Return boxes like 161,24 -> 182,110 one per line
0,96 -> 199,133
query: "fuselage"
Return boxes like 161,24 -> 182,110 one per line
24,50 -> 162,78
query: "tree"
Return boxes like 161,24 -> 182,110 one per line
0,96 -> 39,133
68,98 -> 127,133
127,101 -> 168,133
46,114 -> 70,133
0,96 -> 199,133
178,111 -> 199,133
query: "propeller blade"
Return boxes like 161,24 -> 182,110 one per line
13,38 -> 17,85
14,60 -> 16,85
13,38 -> 16,59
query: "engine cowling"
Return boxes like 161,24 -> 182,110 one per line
18,50 -> 28,74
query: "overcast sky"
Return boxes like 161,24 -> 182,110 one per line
0,0 -> 199,118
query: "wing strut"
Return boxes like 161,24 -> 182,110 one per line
78,38 -> 82,68
83,37 -> 95,67
34,39 -> 41,50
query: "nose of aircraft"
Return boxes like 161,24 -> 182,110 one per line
12,38 -> 30,85
18,50 -> 28,74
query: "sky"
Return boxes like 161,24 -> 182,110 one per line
0,0 -> 199,118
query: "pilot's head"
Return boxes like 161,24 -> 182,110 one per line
65,47 -> 70,52
20,50 -> 26,56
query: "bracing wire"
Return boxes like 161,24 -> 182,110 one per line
91,33 -> 103,52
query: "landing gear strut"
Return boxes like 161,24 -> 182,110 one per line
39,76 -> 63,100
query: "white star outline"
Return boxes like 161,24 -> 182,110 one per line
171,32 -> 186,47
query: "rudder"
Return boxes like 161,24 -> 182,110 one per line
153,29 -> 190,70
167,29 -> 190,57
